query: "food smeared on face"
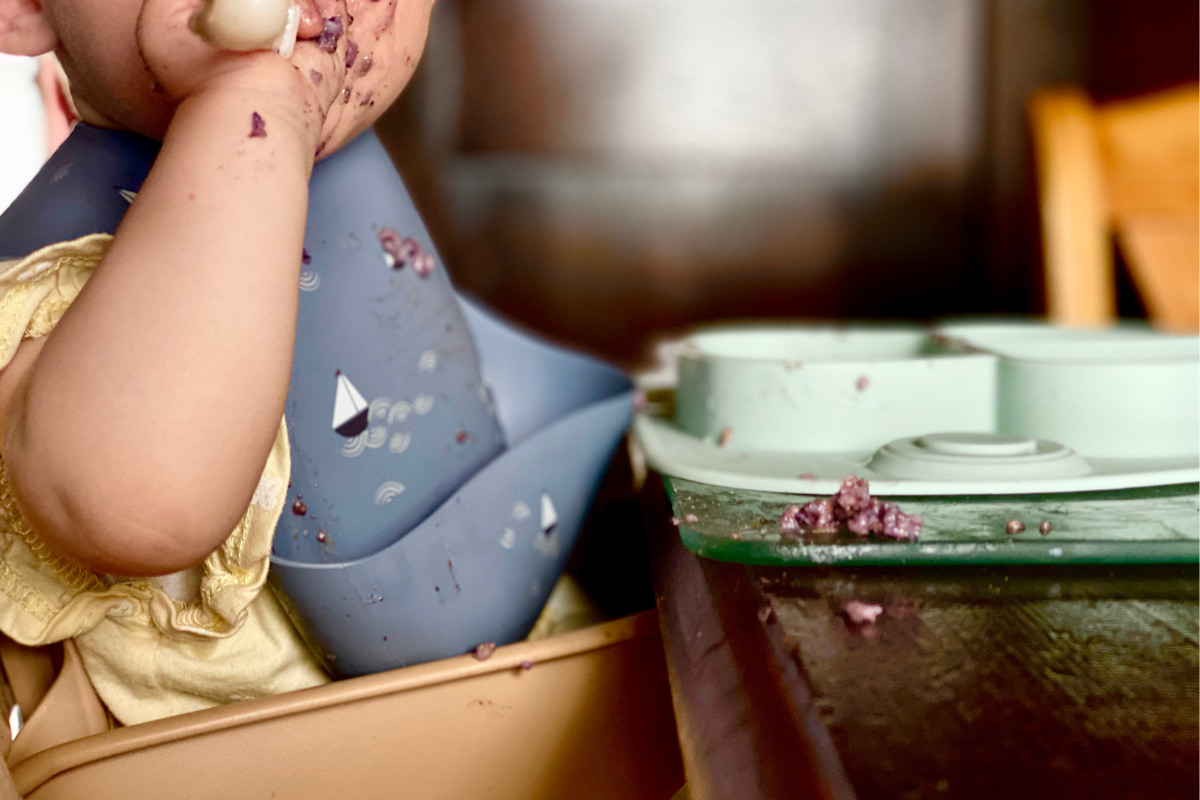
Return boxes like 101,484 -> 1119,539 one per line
249,111 -> 267,138
316,16 -> 345,53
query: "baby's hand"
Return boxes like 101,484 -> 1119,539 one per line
136,0 -> 350,148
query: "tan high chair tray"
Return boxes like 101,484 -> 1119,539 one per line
0,612 -> 682,800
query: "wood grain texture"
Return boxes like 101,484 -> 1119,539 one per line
643,475 -> 856,800
764,564 -> 1199,800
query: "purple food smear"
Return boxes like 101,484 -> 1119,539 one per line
309,69 -> 323,85
249,112 -> 267,138
316,17 -> 344,53
777,474 -> 923,540
345,40 -> 359,69
855,374 -> 870,391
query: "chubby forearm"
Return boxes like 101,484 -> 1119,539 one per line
5,81 -> 317,575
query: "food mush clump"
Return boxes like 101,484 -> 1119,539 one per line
316,16 -> 344,53
779,475 -> 922,540
377,228 -> 436,276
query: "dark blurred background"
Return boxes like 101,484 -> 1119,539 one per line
375,0 -> 1198,367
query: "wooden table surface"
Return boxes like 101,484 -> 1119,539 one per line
642,474 -> 1199,800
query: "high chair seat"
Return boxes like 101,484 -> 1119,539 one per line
2,612 -> 682,800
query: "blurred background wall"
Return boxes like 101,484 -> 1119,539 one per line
375,0 -> 1198,366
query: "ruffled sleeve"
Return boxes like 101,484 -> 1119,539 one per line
0,235 -> 293,646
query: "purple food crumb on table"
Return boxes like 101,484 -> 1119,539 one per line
291,498 -> 307,516
843,600 -> 884,625
1039,520 -> 1053,535
520,660 -> 533,671
316,16 -> 344,52
1006,519 -> 1026,536
472,642 -> 497,661
249,112 -> 267,138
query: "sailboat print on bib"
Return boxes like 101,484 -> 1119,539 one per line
332,371 -> 369,438
540,493 -> 558,535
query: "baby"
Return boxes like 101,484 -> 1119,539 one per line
0,0 -> 440,723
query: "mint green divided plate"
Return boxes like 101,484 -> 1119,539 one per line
643,322 -> 1199,565
664,477 -> 1200,566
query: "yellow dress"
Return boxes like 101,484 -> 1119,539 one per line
0,235 -> 330,725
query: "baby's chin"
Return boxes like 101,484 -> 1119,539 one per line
304,0 -> 429,158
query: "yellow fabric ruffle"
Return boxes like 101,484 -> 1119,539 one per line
0,236 -> 329,725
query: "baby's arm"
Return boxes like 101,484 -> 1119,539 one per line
0,3 -> 346,577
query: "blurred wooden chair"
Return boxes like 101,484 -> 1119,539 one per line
1029,83 -> 1199,331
